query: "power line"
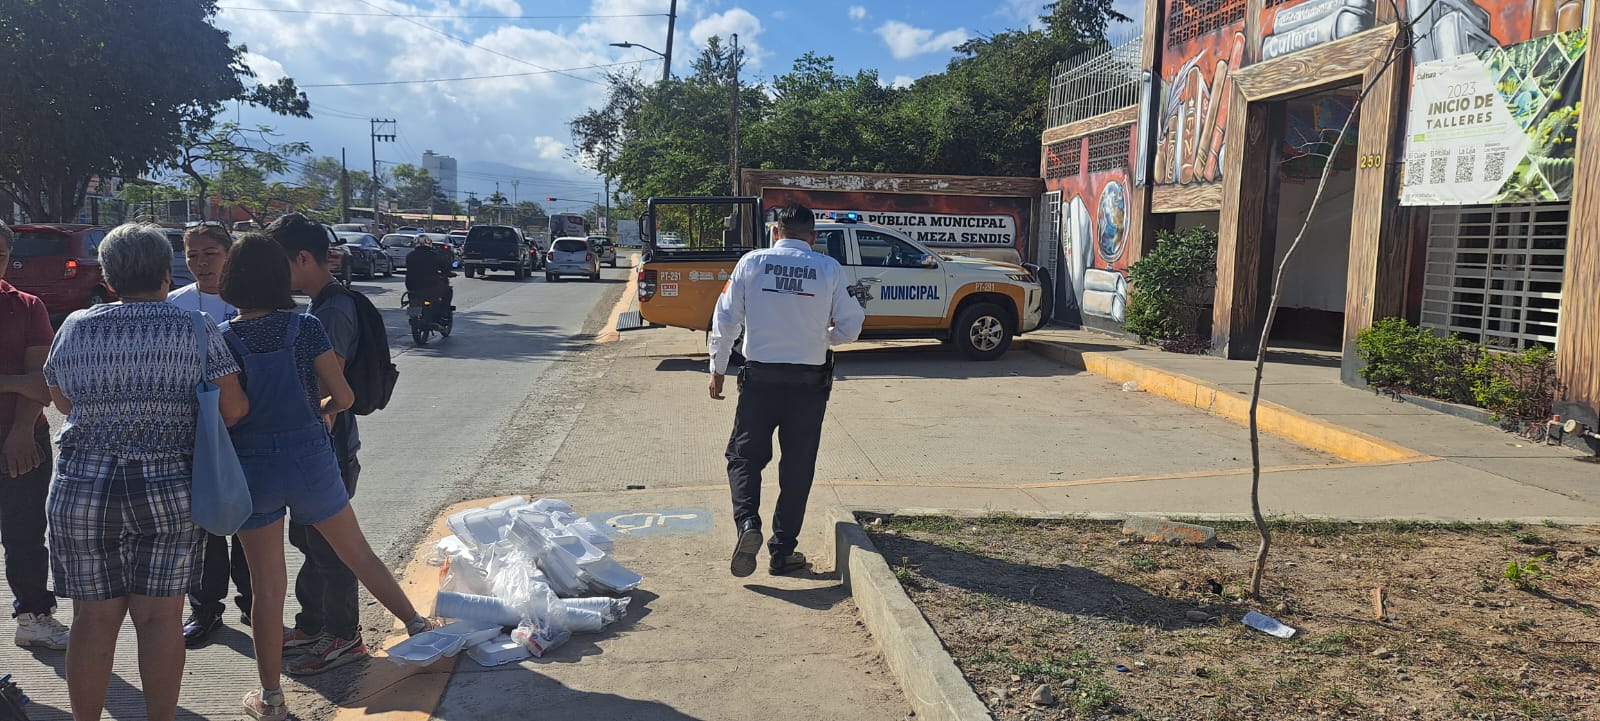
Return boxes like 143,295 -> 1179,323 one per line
218,6 -> 664,20
349,0 -> 607,86
298,60 -> 648,88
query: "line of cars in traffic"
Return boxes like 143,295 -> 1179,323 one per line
8,220 -> 618,321
457,224 -> 617,282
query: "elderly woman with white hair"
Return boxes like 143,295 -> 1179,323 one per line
43,223 -> 248,721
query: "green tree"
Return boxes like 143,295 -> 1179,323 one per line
295,155 -> 346,209
511,201 -> 548,229
173,123 -> 308,220
388,164 -> 445,211
0,0 -> 309,222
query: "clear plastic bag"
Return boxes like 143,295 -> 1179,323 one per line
511,619 -> 570,658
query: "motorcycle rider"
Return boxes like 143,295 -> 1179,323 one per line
404,236 -> 453,325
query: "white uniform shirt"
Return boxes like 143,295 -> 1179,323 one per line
709,238 -> 866,375
166,283 -> 239,323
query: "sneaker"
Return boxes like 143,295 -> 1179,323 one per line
285,634 -> 367,676
282,626 -> 321,652
15,613 -> 70,650
242,688 -> 288,721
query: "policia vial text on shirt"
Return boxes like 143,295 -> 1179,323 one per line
707,203 -> 865,579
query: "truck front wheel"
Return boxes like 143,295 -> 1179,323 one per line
953,302 -> 1013,361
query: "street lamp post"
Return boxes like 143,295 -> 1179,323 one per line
610,41 -> 669,83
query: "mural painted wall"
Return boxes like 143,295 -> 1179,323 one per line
1045,126 -> 1140,328
1408,0 -> 1585,62
1153,0 -> 1248,187
1260,0 -> 1377,60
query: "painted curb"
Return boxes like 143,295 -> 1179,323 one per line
1022,338 -> 1429,464
824,507 -> 996,721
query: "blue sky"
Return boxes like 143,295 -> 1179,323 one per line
213,0 -> 1142,208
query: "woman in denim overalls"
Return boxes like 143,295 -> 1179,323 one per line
218,236 -> 432,720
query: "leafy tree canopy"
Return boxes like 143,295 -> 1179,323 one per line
570,0 -> 1128,209
0,0 -> 309,221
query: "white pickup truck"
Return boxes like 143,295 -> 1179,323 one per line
640,209 -> 1047,360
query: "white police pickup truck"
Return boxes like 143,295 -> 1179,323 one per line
639,211 -> 1047,360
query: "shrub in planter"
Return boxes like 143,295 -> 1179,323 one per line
1125,226 -> 1216,347
1356,317 -> 1560,426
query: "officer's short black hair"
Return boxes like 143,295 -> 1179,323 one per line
773,203 -> 815,237
266,212 -> 332,264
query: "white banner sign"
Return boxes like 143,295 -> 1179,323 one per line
812,210 -> 1017,246
1400,52 -> 1531,205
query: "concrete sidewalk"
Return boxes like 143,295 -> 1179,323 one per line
1023,327 -> 1600,515
388,323 -> 1600,721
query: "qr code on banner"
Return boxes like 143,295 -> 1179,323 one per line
1405,153 -> 1424,186
1485,149 -> 1507,182
1455,148 -> 1476,183
1429,150 -> 1449,185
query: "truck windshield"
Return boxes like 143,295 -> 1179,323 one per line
649,201 -> 757,252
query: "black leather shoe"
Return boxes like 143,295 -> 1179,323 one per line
183,612 -> 223,649
769,552 -> 809,576
729,521 -> 763,578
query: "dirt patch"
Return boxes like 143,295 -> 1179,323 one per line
866,515 -> 1600,720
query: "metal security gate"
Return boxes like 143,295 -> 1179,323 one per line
1421,202 -> 1568,349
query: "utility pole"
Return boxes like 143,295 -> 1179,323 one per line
603,177 -> 611,238
663,0 -> 677,83
729,33 -> 740,196
370,118 -> 396,214
339,147 -> 351,223
511,179 -> 520,206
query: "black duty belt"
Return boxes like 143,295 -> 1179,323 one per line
741,360 -> 831,386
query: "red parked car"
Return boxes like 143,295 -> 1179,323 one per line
6,224 -> 115,317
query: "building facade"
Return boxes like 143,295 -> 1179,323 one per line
423,150 -> 458,201
1040,0 -> 1599,436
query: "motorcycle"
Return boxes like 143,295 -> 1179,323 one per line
401,290 -> 453,345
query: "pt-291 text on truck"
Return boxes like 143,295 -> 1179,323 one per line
635,196 -> 1046,361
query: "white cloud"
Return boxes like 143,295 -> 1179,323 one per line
772,9 -> 788,20
848,6 -> 867,21
241,51 -> 286,83
532,136 -> 567,161
875,20 -> 968,60
890,75 -> 915,89
689,8 -> 766,68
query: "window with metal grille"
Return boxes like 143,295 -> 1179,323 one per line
1086,127 -> 1131,174
1166,0 -> 1247,47
1421,203 -> 1567,350
1046,141 -> 1081,179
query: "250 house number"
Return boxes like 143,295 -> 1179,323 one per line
1358,154 -> 1384,169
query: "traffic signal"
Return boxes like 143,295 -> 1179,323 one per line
546,197 -> 557,202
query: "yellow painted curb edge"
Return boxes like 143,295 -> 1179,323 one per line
1025,339 -> 1431,464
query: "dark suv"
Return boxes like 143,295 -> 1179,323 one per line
462,225 -> 535,280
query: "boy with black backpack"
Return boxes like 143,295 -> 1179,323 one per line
266,214 -> 400,675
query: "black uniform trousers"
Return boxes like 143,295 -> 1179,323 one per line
2,426 -> 56,617
725,365 -> 830,558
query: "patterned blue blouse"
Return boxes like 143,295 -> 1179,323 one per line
44,302 -> 241,460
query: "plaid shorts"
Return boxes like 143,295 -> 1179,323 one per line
47,448 -> 204,600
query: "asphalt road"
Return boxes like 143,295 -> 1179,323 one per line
1,262 -> 630,721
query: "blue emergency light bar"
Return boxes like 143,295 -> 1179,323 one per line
826,212 -> 862,223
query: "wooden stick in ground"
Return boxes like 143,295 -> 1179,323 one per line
1245,2 -> 1433,597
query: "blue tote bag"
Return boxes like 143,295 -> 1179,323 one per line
189,312 -> 253,535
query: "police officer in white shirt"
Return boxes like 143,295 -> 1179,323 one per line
709,203 -> 865,577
